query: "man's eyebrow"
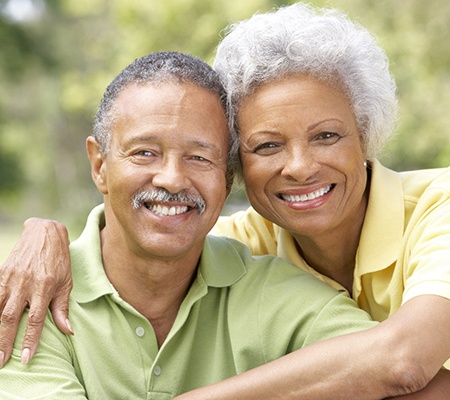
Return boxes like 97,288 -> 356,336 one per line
124,136 -> 222,152
189,139 -> 219,151
127,135 -> 158,143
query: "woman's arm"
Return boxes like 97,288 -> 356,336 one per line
175,368 -> 450,400
0,218 -> 73,368
386,368 -> 450,399
174,295 -> 450,399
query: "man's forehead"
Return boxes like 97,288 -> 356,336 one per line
110,80 -> 229,154
114,81 -> 224,115
118,80 -> 212,99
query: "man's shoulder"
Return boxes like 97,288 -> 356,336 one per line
212,208 -> 280,256
204,234 -> 340,299
203,236 -> 374,353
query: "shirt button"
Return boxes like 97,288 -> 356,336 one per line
153,365 -> 162,376
135,326 -> 145,337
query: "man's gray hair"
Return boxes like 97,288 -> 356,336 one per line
94,51 -> 228,156
214,2 -> 398,173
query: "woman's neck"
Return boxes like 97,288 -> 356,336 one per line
295,231 -> 360,294
293,182 -> 370,294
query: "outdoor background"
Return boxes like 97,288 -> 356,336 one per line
1,0 -> 450,262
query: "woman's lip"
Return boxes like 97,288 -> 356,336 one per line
277,184 -> 335,202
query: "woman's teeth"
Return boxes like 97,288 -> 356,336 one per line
281,185 -> 333,202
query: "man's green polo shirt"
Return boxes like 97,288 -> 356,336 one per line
3,205 -> 376,399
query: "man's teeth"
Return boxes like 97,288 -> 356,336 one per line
281,185 -> 333,202
147,204 -> 189,216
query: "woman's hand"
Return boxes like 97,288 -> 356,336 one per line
0,218 -> 73,367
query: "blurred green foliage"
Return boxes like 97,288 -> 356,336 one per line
0,0 -> 449,241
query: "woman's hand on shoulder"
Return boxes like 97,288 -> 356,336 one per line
0,218 -> 73,367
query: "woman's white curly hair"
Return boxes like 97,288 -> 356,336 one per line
214,2 -> 398,174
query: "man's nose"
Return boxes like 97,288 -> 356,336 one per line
151,157 -> 191,193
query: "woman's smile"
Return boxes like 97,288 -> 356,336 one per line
238,74 -> 368,238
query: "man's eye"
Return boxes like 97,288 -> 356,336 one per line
135,150 -> 153,157
191,155 -> 209,162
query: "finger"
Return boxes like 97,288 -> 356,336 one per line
50,299 -> 73,336
19,274 -> 73,362
0,285 -> 8,317
0,297 -> 28,368
20,301 -> 48,364
50,277 -> 73,335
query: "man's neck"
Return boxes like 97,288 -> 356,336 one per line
100,228 -> 201,347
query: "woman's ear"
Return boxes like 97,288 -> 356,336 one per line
86,136 -> 108,195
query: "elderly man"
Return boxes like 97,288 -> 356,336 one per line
0,51 -> 379,399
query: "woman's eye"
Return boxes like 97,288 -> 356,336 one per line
316,132 -> 340,143
253,142 -> 280,154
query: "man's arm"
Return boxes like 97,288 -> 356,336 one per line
174,295 -> 450,399
0,218 -> 73,368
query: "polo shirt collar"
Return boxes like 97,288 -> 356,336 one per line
70,204 -> 116,303
355,160 -> 404,276
70,204 -> 246,304
197,235 -> 247,287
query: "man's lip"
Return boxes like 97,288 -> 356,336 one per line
143,202 -> 193,217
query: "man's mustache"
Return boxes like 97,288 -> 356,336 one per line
132,188 -> 206,214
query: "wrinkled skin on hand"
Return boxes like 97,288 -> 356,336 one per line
0,218 -> 73,367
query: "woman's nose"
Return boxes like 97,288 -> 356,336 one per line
280,147 -> 320,182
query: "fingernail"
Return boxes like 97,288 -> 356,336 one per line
66,318 -> 74,335
21,348 -> 31,365
0,351 -> 4,368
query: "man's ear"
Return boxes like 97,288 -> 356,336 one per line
86,136 -> 108,195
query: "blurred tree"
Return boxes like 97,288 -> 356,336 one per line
0,0 -> 449,236
0,148 -> 23,192
346,0 -> 450,170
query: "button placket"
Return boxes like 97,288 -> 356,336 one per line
153,365 -> 162,376
135,326 -> 145,337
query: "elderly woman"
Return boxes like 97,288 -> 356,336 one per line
2,2 -> 450,399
